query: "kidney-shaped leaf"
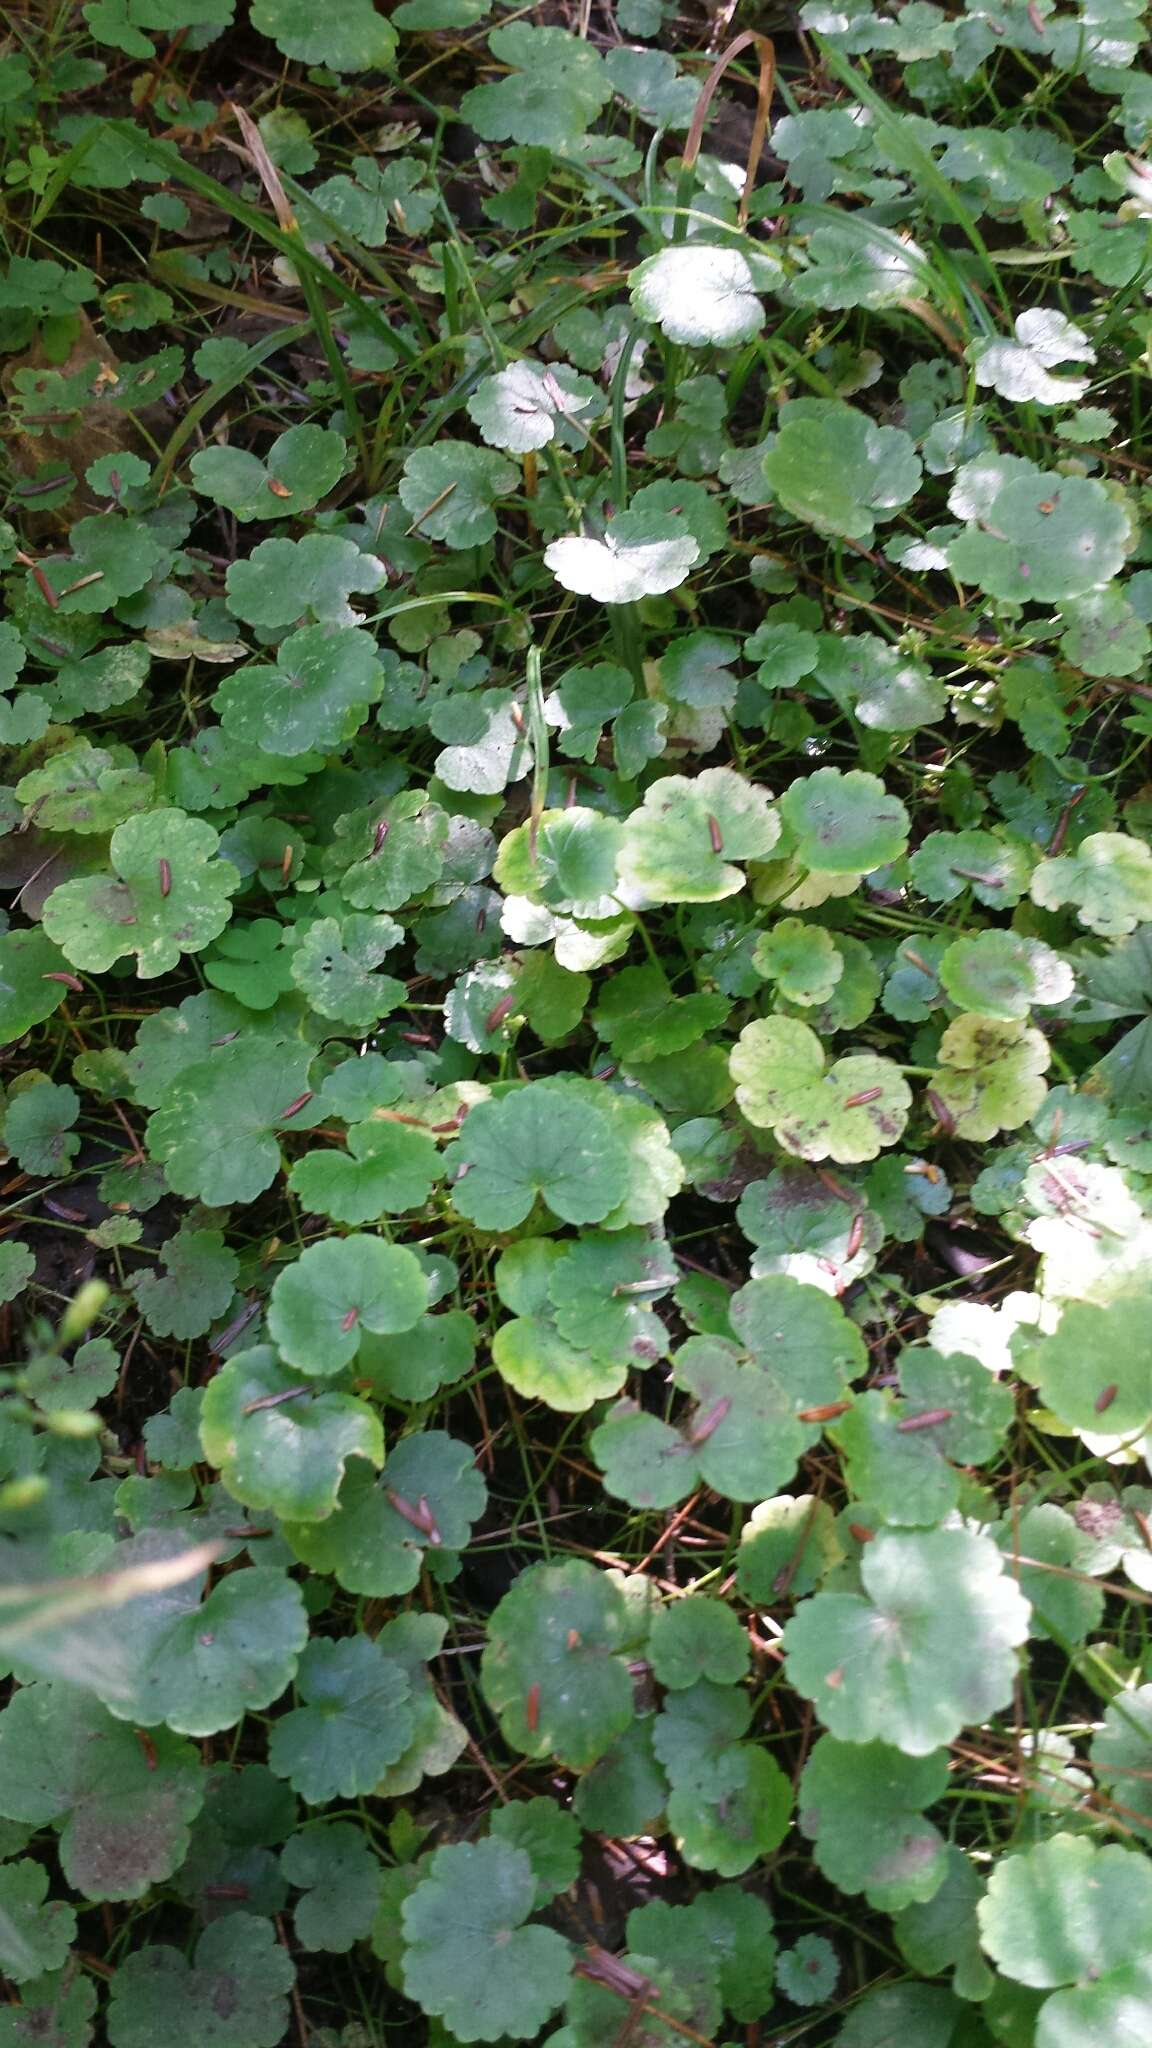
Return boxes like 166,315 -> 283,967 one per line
401,1839 -> 571,2043
977,1834 -> 1152,2048
267,1636 -> 413,1803
200,1346 -> 384,1522
799,1735 -> 949,1910
629,244 -> 766,346
42,811 -> 239,979
267,1236 -> 428,1374
283,1433 -> 487,1596
732,1017 -> 911,1163
0,1684 -> 203,1900
449,1082 -> 631,1230
782,1527 -> 1031,1753
107,1913 -> 294,2048
618,766 -> 780,905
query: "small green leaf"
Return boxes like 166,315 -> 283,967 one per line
3,1082 -> 79,1177
398,442 -> 517,548
928,1015 -> 1050,1140
948,470 -> 1130,604
284,1434 -> 487,1595
467,361 -> 598,453
449,1082 -> 631,1229
1031,832 -> 1152,936
0,1863 -> 76,1983
1014,1297 -> 1151,1436
777,1935 -> 840,2007
0,931 -> 72,1047
780,767 -> 910,874
269,1638 -> 412,1802
288,914 -> 404,1028
290,1121 -> 441,1223
939,931 -> 1074,1019
129,1226 -> 239,1340
977,1834 -> 1152,2048
648,1598 -> 749,1690
215,627 -> 382,756
618,767 -> 780,904
488,1798 -> 582,1906
460,25 -> 610,148
146,1040 -> 322,1206
762,400 -> 921,541
0,1685 -> 203,1900
225,534 -> 386,628
545,510 -> 700,604
282,1821 -> 381,1951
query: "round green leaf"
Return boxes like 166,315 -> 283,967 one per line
948,472 -> 1130,604
648,1598 -> 749,1691
782,1526 -> 1031,1753
0,1862 -> 76,1983
449,1082 -> 631,1229
480,1559 -> 636,1768
668,1745 -> 792,1877
107,1914 -> 294,2048
939,931 -> 1073,1019
215,626 -> 381,756
284,1433 -> 487,1596
41,810 -> 239,979
799,1735 -> 949,1909
0,1685 -> 203,1900
762,399 -> 921,541
488,1798 -> 582,1907
459,24 -> 611,147
400,1839 -> 571,2043
189,424 -> 346,522
290,1121 -> 441,1223
618,766 -> 780,905
466,361 -> 598,453
928,1015 -> 1050,1140
978,1833 -> 1152,2048
0,930 -> 72,1047
780,768 -> 910,874
398,442 -> 517,548
753,918 -> 844,1005
1031,832 -> 1152,937
267,1236 -> 428,1374
121,1567 -> 309,1738
200,1346 -> 384,1522
267,1637 -> 412,1803
224,533 -> 386,628
545,513 -> 700,604
1015,1297 -> 1152,1435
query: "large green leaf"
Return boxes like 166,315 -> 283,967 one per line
783,1527 -> 1031,1752
199,1347 -> 384,1521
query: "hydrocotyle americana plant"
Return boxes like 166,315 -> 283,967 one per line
1,1 -> 1152,2042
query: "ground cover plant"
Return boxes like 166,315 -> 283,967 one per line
1,0 -> 1152,2040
